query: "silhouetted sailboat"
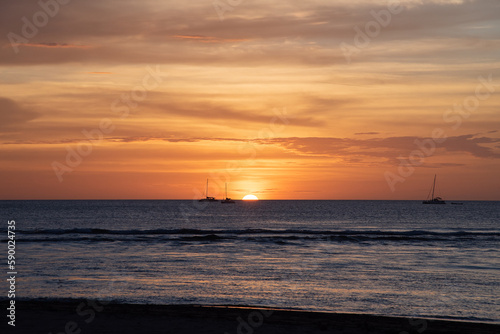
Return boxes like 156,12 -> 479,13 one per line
198,179 -> 218,202
423,175 -> 445,204
221,183 -> 235,204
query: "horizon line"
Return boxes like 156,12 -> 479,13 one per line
1,199 -> 498,202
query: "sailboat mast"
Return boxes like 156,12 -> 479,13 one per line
225,183 -> 227,198
432,174 -> 436,199
206,179 -> 208,197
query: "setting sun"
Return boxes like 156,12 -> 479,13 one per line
242,195 -> 259,201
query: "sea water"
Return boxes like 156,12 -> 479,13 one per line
2,200 -> 499,323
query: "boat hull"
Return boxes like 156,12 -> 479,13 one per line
199,197 -> 218,202
422,200 -> 446,204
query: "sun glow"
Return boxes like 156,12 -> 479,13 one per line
242,194 -> 259,201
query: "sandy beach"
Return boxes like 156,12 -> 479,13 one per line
4,299 -> 499,334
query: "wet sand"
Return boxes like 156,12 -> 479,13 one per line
4,299 -> 499,333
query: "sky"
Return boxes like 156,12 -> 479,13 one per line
0,0 -> 499,200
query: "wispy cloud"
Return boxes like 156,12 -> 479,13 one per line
5,133 -> 499,161
258,134 -> 500,161
1,0 -> 498,66
9,42 -> 93,49
172,35 -> 248,43
355,132 -> 380,135
0,97 -> 41,131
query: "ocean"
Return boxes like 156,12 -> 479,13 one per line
2,200 -> 499,323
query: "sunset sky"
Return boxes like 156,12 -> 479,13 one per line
1,0 -> 499,200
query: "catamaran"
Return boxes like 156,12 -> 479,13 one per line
198,179 -> 218,202
221,183 -> 235,204
422,175 -> 445,204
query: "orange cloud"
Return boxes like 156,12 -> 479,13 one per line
172,35 -> 248,43
12,42 -> 93,49
0,97 -> 40,131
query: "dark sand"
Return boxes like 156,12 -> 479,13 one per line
3,299 -> 499,334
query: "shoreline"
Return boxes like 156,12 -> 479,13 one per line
4,299 -> 499,333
